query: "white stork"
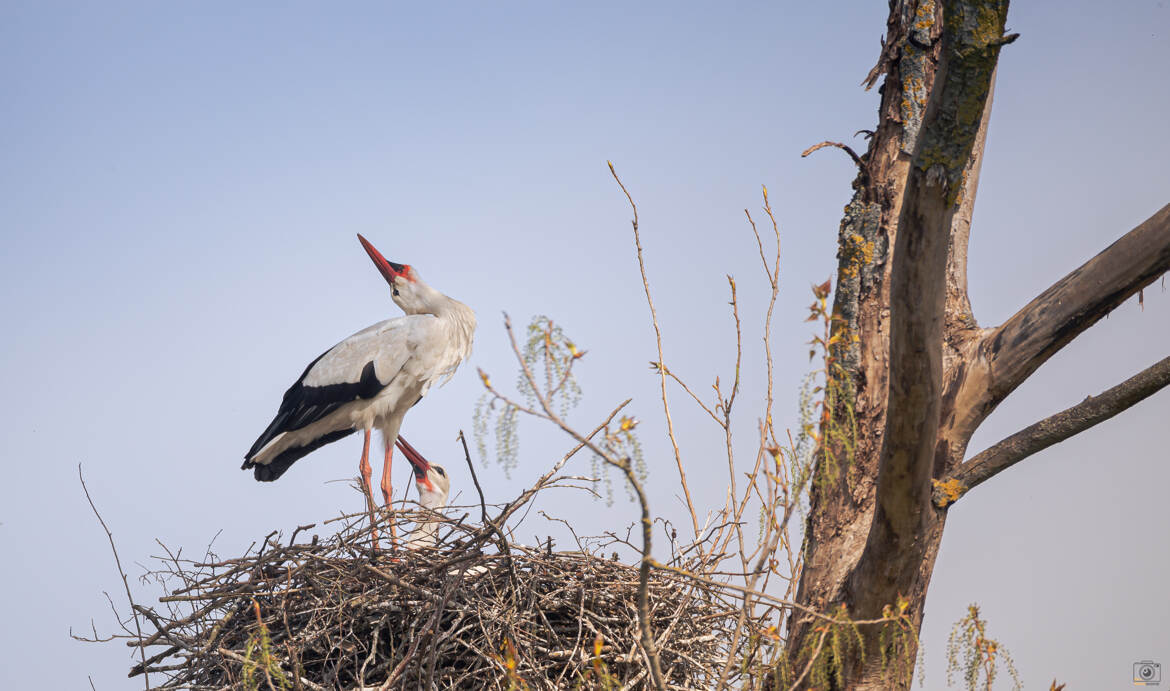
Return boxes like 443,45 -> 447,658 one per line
398,436 -> 451,550
242,234 -> 475,532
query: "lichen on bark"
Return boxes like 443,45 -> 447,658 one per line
913,0 -> 1012,204
899,0 -> 937,154
832,192 -> 884,374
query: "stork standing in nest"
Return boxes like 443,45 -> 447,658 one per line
242,234 -> 475,545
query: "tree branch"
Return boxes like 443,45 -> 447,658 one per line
935,354 -> 1170,507
801,140 -> 868,181
608,160 -> 701,538
982,203 -> 1170,406
622,457 -> 669,691
944,68 -> 996,333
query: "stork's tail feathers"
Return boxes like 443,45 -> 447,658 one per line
241,428 -> 357,482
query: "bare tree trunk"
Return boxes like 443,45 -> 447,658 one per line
785,1 -> 949,686
782,1 -> 1170,688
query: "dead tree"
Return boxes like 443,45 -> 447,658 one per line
784,0 -> 1170,688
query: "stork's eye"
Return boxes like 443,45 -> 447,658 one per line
434,467 -> 446,477
392,288 -> 400,297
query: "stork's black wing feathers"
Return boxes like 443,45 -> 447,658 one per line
243,353 -> 386,465
241,316 -> 435,479
252,428 -> 357,481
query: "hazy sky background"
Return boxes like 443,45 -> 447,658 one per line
2,2 -> 1168,689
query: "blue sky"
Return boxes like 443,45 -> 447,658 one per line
2,2 -> 1168,688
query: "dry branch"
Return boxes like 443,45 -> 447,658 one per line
79,464 -> 150,690
800,141 -> 868,180
608,160 -> 701,538
982,203 -> 1170,407
936,354 -> 1170,507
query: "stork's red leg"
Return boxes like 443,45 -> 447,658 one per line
359,427 -> 375,498
381,438 -> 399,544
359,428 -> 379,548
380,442 -> 394,506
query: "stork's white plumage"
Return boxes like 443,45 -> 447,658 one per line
242,235 -> 475,525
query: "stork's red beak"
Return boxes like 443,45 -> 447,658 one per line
395,436 -> 432,484
357,234 -> 411,285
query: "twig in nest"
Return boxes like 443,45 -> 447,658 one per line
79,463 -> 149,690
457,429 -> 510,560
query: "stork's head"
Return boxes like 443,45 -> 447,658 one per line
408,457 -> 450,510
357,234 -> 439,315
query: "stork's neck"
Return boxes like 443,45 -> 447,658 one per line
428,292 -> 477,354
418,487 -> 448,510
410,283 -> 472,320
404,520 -> 440,550
405,485 -> 447,549
432,293 -> 475,324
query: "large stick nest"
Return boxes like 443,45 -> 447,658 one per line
127,504 -> 753,690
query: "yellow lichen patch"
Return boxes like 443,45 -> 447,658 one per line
901,75 -> 927,107
933,477 -> 966,506
839,233 -> 875,278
